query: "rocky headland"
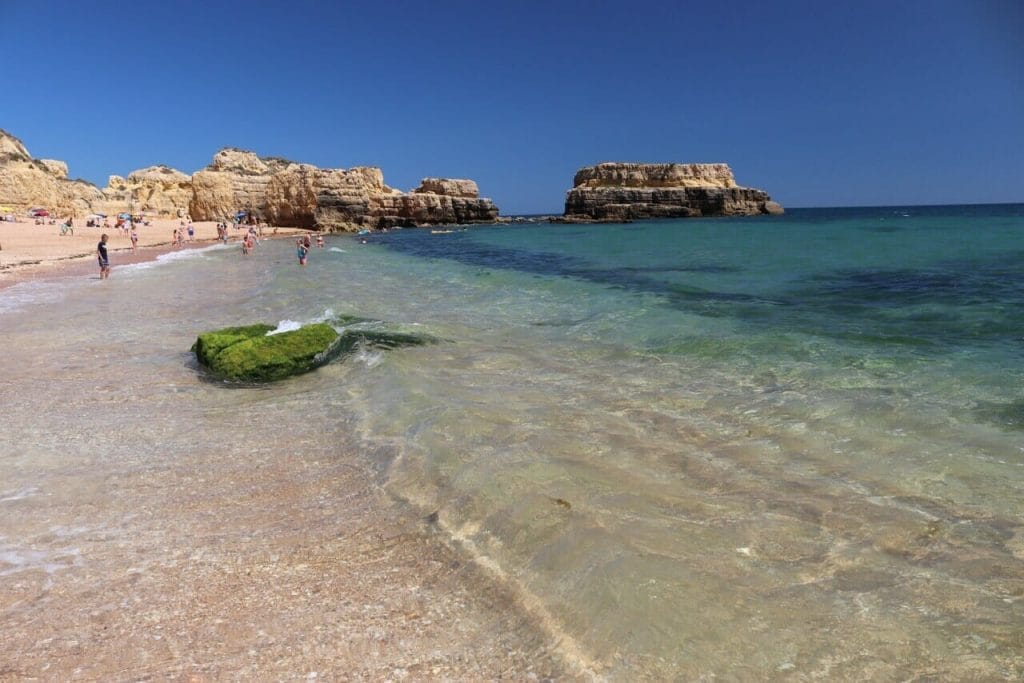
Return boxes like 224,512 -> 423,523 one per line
0,130 -> 104,214
563,162 -> 783,221
0,129 -> 499,231
191,149 -> 499,230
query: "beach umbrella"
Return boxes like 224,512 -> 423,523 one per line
32,209 -> 49,217
118,212 -> 131,219
0,206 -> 13,212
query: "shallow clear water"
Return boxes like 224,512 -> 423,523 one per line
2,205 -> 1023,678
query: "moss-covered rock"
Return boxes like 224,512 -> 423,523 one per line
192,324 -> 276,367
195,323 -> 339,382
193,320 -> 438,383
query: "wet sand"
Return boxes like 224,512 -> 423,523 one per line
0,221 -> 575,680
0,448 -> 567,680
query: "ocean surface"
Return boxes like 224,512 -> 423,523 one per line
2,204 -> 1023,678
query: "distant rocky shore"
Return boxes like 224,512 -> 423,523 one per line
0,130 -> 498,231
1,129 -> 783,231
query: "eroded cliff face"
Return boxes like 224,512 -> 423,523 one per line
192,148 -> 499,230
1,131 -> 498,228
0,129 -> 103,214
564,162 -> 783,220
99,165 -> 193,216
188,149 -> 291,221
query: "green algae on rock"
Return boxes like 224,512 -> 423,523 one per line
192,321 -> 438,382
192,324 -> 277,368
194,323 -> 339,382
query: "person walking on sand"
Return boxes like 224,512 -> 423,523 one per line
130,226 -> 138,253
187,222 -> 195,242
97,233 -> 110,279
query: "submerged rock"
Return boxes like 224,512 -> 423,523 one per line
192,321 -> 435,382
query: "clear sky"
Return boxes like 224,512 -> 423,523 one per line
3,0 -> 1021,213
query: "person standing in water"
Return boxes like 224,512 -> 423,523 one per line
97,233 -> 110,279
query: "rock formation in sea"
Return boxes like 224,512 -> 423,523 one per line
192,320 -> 435,382
563,162 -> 783,220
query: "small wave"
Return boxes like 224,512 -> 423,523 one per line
122,242 -> 234,272
0,486 -> 40,503
0,278 -> 69,314
267,310 -> 374,336
329,247 -> 347,253
312,308 -> 337,324
355,347 -> 385,368
0,542 -> 82,578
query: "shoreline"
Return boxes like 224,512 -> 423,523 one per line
0,218 -> 308,291
0,223 -> 576,679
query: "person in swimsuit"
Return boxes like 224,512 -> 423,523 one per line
297,239 -> 308,266
130,226 -> 138,253
97,233 -> 110,279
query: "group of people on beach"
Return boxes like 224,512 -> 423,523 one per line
171,218 -> 198,247
90,215 -> 327,279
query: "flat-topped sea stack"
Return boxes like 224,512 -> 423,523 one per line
563,162 -> 783,221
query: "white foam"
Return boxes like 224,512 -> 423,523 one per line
0,487 -> 40,503
0,278 -> 69,315
356,347 -> 385,369
122,242 -> 234,272
312,308 -> 336,324
267,319 -> 303,335
268,310 -> 347,335
0,543 -> 82,577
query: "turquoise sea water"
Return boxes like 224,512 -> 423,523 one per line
2,204 -> 1023,678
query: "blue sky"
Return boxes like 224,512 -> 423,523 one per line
3,0 -> 1021,213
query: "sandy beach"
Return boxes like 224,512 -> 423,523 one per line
0,217 -> 309,287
